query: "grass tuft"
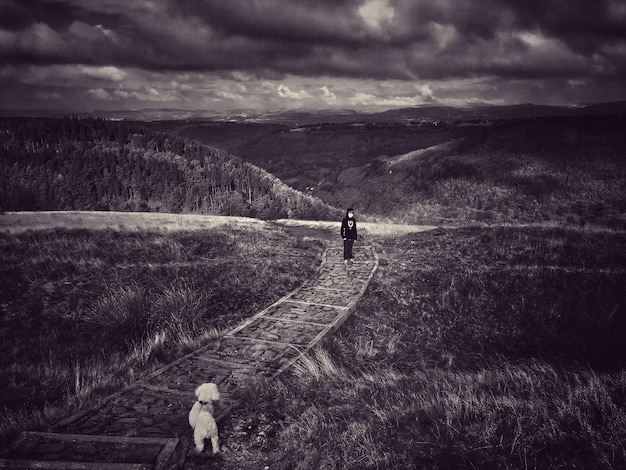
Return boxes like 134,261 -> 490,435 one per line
220,225 -> 626,470
0,224 -> 324,447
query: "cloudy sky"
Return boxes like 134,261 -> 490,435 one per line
1,0 -> 625,113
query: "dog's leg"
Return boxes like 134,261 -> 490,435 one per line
193,431 -> 205,453
211,435 -> 220,454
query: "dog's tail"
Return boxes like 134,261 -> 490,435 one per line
190,404 -> 202,430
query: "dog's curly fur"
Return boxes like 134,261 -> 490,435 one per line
188,382 -> 220,453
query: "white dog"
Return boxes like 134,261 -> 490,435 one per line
188,382 -> 220,454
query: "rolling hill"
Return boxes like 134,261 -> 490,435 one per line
2,111 -> 625,229
165,115 -> 626,228
0,117 -> 342,220
6,100 -> 625,124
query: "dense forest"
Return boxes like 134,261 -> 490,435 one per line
0,118 -> 342,220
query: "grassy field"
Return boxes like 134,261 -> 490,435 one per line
203,225 -> 626,470
2,212 -> 625,469
0,211 -> 268,234
0,214 -> 324,447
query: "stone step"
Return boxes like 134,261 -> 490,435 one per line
0,432 -> 180,469
0,245 -> 378,469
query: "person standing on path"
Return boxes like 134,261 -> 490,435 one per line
341,208 -> 358,265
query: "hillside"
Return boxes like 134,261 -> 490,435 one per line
3,114 -> 625,228
0,214 -> 624,467
169,115 -> 626,228
0,218 -> 326,449
169,121 -> 470,192
0,117 -> 341,220
251,225 -> 626,469
331,115 -> 626,227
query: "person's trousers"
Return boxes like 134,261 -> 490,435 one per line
343,238 -> 354,260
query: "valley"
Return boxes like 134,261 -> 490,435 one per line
161,114 -> 626,229
1,107 -> 625,469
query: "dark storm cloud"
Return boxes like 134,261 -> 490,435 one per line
521,0 -> 626,77
0,0 -> 624,110
180,0 -> 367,46
1,0 -> 624,77
507,0 -> 626,42
0,0 -> 78,31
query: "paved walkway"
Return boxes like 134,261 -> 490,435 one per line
0,244 -> 378,469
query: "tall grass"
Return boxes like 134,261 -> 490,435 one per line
257,351 -> 626,469
0,225 -> 324,446
230,225 -> 626,469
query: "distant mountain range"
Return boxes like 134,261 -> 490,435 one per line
1,101 -> 625,124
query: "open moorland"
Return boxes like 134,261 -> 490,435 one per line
194,223 -> 626,470
1,213 -> 625,469
1,111 -> 625,468
0,214 -> 324,448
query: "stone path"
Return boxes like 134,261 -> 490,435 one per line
0,244 -> 378,469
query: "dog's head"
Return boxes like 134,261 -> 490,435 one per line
195,382 -> 220,404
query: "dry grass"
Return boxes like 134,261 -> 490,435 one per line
274,218 -> 438,238
222,225 -> 626,470
0,221 -> 324,447
0,211 -> 267,234
256,350 -> 626,469
3,215 -> 625,469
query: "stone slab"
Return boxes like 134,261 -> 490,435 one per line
0,432 -> 178,470
209,336 -> 302,364
288,287 -> 353,307
53,387 -> 189,438
264,302 -> 345,325
2,244 -> 378,470
231,317 -> 327,346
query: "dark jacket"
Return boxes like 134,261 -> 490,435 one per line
341,213 -> 358,240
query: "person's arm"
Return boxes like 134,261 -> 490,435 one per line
341,220 -> 346,239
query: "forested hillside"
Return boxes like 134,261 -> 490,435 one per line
0,118 -> 341,220
3,115 -> 624,227
172,116 -> 626,227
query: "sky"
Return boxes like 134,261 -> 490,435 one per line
1,0 -> 626,113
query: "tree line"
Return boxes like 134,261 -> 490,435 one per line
0,117 -> 342,220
